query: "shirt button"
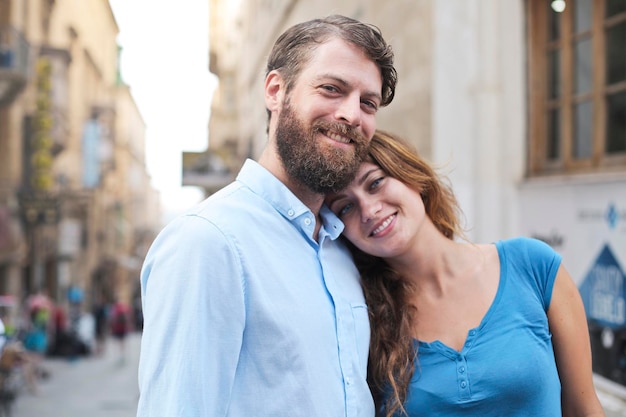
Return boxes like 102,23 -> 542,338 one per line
460,381 -> 467,389
287,209 -> 295,216
304,218 -> 312,226
469,330 -> 476,336
346,378 -> 352,385
459,367 -> 465,373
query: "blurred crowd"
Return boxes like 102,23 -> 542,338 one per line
0,290 -> 141,402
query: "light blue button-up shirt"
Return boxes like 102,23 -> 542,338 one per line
137,160 -> 374,417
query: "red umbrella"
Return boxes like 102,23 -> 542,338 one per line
27,293 -> 54,311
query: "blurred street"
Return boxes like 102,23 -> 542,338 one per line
10,332 -> 140,417
4,329 -> 626,417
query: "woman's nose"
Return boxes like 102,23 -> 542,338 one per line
360,199 -> 381,223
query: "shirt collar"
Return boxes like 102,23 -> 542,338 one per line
237,159 -> 345,240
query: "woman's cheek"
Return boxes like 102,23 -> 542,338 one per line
346,224 -> 365,247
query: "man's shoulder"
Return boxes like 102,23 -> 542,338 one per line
160,182 -> 276,244
190,180 -> 265,219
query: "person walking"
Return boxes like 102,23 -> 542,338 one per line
0,317 -> 5,354
136,14 -> 397,417
92,299 -> 108,356
325,130 -> 605,417
110,300 -> 130,365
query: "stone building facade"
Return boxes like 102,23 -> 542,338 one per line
0,0 -> 161,317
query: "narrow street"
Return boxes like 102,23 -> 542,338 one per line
11,332 -> 141,417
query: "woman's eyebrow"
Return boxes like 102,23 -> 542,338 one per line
358,168 -> 380,186
326,167 -> 381,207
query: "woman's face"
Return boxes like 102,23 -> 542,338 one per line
325,161 -> 426,259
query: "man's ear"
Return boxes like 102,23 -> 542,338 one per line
265,70 -> 284,112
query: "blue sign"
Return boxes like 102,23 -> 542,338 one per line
81,119 -> 101,188
579,244 -> 626,328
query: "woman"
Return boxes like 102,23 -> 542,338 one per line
325,130 -> 605,417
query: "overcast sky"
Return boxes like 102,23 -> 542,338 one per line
109,0 -> 217,223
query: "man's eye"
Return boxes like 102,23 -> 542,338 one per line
361,100 -> 378,112
321,85 -> 339,93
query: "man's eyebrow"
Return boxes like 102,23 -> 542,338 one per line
315,74 -> 382,103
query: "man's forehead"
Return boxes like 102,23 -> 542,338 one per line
298,41 -> 382,97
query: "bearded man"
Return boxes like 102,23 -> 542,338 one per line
137,15 -> 396,417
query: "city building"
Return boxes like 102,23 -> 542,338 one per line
203,0 -> 626,411
0,0 -> 161,320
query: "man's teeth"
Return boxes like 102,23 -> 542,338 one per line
372,214 -> 395,236
327,132 -> 350,144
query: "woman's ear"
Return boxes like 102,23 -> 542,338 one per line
264,70 -> 284,113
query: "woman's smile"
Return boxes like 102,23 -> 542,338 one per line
369,213 -> 397,237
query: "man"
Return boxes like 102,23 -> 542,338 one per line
137,15 -> 396,417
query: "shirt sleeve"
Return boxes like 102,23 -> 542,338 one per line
136,213 -> 246,417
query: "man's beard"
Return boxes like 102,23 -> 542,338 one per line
275,102 -> 369,194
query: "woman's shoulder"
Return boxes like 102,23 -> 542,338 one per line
496,236 -> 555,255
495,237 -> 562,277
496,236 -> 562,297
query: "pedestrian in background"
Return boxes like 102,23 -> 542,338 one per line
137,14 -> 397,417
110,299 -> 130,366
0,316 -> 5,354
22,305 -> 50,394
92,298 -> 109,356
325,130 -> 605,417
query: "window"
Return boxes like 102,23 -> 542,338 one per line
527,0 -> 626,176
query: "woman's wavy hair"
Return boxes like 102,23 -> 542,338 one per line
345,130 -> 463,417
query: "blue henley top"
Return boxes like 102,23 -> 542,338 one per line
395,237 -> 562,416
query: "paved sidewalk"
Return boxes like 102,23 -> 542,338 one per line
11,332 -> 141,417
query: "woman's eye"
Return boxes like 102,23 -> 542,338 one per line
370,177 -> 384,190
338,202 -> 354,217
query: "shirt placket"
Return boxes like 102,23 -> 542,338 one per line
318,235 -> 357,417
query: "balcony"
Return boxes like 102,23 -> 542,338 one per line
0,26 -> 30,106
182,149 -> 233,194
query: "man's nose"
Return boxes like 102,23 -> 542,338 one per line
334,94 -> 362,128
